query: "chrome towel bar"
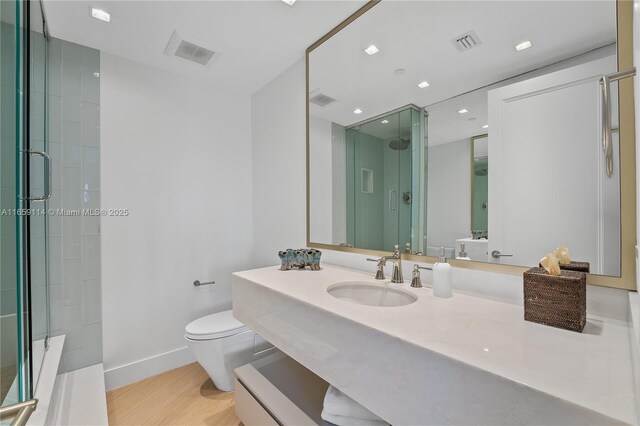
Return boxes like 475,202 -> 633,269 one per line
600,67 -> 635,178
193,280 -> 215,287
0,399 -> 38,425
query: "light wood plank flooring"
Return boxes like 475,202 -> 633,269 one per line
0,364 -> 16,403
106,362 -> 243,426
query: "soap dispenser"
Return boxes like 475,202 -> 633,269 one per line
433,247 -> 453,298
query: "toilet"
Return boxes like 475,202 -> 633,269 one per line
185,309 -> 275,392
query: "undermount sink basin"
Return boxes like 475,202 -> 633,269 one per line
327,281 -> 418,307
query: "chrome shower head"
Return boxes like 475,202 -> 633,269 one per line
389,139 -> 409,150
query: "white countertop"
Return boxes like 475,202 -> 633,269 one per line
234,264 -> 637,424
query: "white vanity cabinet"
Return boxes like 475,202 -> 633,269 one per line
234,352 -> 330,426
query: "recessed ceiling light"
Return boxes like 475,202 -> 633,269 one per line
515,40 -> 532,51
364,45 -> 380,56
482,124 -> 489,129
458,108 -> 468,114
381,120 -> 389,124
353,108 -> 363,114
281,0 -> 296,5
417,81 -> 430,89
90,7 -> 110,22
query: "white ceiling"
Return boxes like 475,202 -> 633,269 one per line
42,0 -> 366,94
309,0 -> 616,129
425,43 -> 615,146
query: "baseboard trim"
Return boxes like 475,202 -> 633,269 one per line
104,346 -> 195,391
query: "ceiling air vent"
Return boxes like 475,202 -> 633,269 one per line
164,30 -> 217,67
451,30 -> 482,53
309,93 -> 337,107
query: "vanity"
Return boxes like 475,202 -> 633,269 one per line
232,264 -> 637,425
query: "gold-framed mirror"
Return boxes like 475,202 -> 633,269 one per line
306,0 -> 636,290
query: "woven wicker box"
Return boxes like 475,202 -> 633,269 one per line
523,267 -> 586,332
538,261 -> 590,273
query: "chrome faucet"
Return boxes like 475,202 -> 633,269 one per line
368,245 -> 404,283
366,257 -> 386,280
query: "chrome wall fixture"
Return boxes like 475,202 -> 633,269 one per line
193,279 -> 215,287
601,67 -> 636,178
0,399 -> 38,425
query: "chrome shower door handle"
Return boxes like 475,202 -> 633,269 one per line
389,189 -> 397,211
27,150 -> 51,202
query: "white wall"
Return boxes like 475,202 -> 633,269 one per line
251,59 -> 307,267
100,53 -> 254,390
309,115 -> 333,243
427,139 -> 471,251
331,123 -> 347,244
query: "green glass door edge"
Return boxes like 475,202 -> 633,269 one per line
14,0 -> 26,403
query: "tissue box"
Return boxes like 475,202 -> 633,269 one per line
538,261 -> 590,273
523,267 -> 586,333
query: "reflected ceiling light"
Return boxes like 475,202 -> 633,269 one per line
90,7 -> 110,22
417,81 -> 430,89
458,108 -> 468,114
482,124 -> 489,129
515,40 -> 532,51
381,120 -> 389,124
364,45 -> 380,56
281,0 -> 296,5
353,108 -> 363,114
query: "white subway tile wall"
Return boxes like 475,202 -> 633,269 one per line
49,38 -> 101,372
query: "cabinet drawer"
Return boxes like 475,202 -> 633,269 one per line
234,352 -> 329,426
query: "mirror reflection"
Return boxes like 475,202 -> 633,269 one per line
309,0 -> 622,275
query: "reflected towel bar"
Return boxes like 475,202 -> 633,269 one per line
600,67 -> 635,178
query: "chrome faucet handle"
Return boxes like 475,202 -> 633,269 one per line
388,245 -> 403,283
367,258 -> 386,280
410,264 -> 432,288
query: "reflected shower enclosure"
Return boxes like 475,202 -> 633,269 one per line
342,106 -> 426,252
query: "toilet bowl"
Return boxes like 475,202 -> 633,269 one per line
185,309 -> 275,392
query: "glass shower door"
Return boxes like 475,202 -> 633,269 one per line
1,0 -> 28,406
28,0 -> 50,391
345,107 -> 418,252
0,0 -> 50,407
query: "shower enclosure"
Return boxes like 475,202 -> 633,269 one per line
1,0 -> 51,416
345,105 -> 427,253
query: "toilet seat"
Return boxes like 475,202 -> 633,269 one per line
185,310 -> 249,340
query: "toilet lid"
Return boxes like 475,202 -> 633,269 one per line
185,310 -> 248,340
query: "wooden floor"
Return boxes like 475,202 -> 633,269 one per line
106,362 -> 243,426
0,364 -> 16,403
